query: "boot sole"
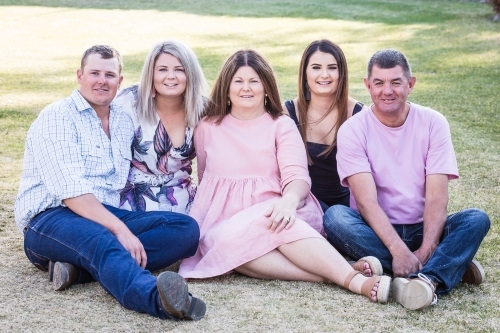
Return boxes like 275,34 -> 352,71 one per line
156,272 -> 191,320
183,296 -> 207,321
53,262 -> 77,291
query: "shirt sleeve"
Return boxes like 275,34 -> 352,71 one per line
275,116 -> 311,190
336,119 -> 372,187
425,112 -> 459,179
31,107 -> 94,201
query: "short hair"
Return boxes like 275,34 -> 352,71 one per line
205,49 -> 283,124
367,49 -> 412,80
81,45 -> 123,73
296,39 -> 349,161
136,40 -> 208,127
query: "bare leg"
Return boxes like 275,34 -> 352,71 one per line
236,249 -> 327,283
237,238 -> 380,301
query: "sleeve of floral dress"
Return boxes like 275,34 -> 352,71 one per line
193,120 -> 207,184
275,116 -> 312,191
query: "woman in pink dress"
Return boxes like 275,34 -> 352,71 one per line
179,50 -> 391,303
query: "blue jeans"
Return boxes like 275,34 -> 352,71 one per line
323,206 -> 490,295
24,204 -> 200,318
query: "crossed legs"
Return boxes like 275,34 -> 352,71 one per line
235,237 -> 385,302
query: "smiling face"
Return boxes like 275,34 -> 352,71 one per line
77,53 -> 122,113
228,66 -> 265,113
153,52 -> 187,99
305,51 -> 339,98
364,65 -> 416,117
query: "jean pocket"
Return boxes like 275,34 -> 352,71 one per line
25,248 -> 50,272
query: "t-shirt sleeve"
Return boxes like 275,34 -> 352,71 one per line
425,112 -> 459,179
275,116 -> 311,190
336,119 -> 372,187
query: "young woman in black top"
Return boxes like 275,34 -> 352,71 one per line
284,39 -> 365,212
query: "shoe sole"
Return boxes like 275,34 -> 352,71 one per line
348,256 -> 384,277
360,256 -> 383,276
392,278 -> 433,310
376,275 -> 391,304
462,260 -> 485,285
184,296 -> 207,321
53,262 -> 77,291
157,272 -> 190,319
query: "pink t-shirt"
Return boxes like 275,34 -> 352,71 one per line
337,103 -> 459,225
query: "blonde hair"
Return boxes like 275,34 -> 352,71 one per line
136,40 -> 208,127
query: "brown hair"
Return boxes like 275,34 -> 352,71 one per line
297,39 -> 349,163
205,49 -> 283,124
81,45 -> 123,73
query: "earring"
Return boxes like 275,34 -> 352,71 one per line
227,94 -> 231,106
305,83 -> 311,101
264,94 -> 268,106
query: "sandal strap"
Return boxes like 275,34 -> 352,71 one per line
343,270 -> 362,289
360,275 -> 380,298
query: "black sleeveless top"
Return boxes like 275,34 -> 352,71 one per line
284,100 -> 364,209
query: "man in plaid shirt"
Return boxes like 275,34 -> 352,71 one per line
14,45 -> 205,321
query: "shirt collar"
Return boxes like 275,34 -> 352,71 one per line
70,89 -> 120,116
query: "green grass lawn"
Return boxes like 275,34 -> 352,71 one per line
0,1 -> 499,332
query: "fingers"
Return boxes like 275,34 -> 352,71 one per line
118,233 -> 147,268
265,200 -> 297,232
264,204 -> 274,218
140,248 -> 148,269
285,215 -> 296,230
272,215 -> 296,233
132,242 -> 147,268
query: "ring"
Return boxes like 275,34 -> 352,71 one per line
283,217 -> 290,223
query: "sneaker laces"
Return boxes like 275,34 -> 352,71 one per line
417,273 -> 438,306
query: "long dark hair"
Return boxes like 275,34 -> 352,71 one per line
297,39 -> 349,163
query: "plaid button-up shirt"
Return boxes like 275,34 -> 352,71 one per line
14,90 -> 134,235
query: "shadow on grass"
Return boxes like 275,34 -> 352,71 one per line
0,0 -> 495,25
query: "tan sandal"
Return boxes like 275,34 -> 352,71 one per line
343,271 -> 391,303
349,256 -> 383,276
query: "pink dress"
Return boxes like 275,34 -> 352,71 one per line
178,112 -> 324,279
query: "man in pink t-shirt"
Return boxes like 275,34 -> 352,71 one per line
323,49 -> 490,310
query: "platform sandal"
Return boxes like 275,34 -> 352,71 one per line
348,256 -> 383,277
343,271 -> 391,303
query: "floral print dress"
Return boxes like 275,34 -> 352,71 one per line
114,85 -> 196,214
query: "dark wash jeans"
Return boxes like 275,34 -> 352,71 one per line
323,206 -> 490,295
24,204 -> 200,319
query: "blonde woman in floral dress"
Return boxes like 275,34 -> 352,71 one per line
115,40 -> 207,214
